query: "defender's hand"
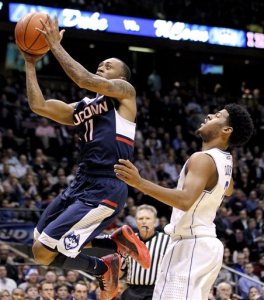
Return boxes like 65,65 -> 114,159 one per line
114,159 -> 142,188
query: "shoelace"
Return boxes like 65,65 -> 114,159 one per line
96,275 -> 110,291
96,272 -> 114,292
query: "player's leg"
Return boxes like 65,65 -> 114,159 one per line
90,225 -> 150,269
35,199 -> 117,261
33,199 -> 122,300
33,174 -> 104,263
32,240 -> 58,265
38,197 -> 123,299
32,192 -> 72,264
35,176 -> 127,299
186,237 -> 224,300
153,237 -> 223,300
152,239 -> 181,300
81,175 -> 150,268
33,191 -> 74,245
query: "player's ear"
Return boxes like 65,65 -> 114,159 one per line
223,126 -> 233,135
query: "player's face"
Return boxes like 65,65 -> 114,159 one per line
96,58 -> 124,80
196,109 -> 230,142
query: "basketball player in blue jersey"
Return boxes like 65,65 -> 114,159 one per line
19,16 -> 150,300
114,104 -> 254,300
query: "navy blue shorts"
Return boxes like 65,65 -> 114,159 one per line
34,170 -> 127,257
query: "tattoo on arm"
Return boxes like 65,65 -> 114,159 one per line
51,45 -> 135,98
106,80 -> 135,98
26,63 -> 46,110
51,44 -> 91,86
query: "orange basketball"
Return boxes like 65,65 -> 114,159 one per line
15,12 -> 50,55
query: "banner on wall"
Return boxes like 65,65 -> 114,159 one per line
9,3 -> 247,48
0,223 -> 34,245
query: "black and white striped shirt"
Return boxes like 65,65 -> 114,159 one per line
121,231 -> 170,285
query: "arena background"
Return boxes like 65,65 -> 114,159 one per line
0,1 -> 264,299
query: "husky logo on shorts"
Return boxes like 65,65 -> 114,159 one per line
64,232 -> 80,250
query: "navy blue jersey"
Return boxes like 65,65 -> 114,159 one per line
73,95 -> 136,173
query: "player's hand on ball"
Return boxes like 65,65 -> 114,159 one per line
114,159 -> 142,188
38,15 -> 65,48
18,47 -> 45,64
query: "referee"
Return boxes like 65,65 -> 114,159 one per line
120,204 -> 170,300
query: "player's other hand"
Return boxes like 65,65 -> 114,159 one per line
114,159 -> 142,188
18,47 -> 44,64
38,15 -> 65,48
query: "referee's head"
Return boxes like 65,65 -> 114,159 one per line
136,205 -> 157,240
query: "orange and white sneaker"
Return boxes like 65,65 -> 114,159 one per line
111,225 -> 151,269
97,254 -> 121,300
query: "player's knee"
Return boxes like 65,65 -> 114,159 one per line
32,241 -> 56,265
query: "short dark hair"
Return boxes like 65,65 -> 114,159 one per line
73,281 -> 88,291
114,58 -> 131,81
225,103 -> 254,147
55,283 -> 71,293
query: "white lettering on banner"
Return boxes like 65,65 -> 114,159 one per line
0,229 -> 29,240
154,20 -> 176,38
11,4 -> 30,21
154,20 -> 209,42
247,32 -> 264,49
10,4 -> 56,22
62,9 -> 108,31
254,33 -> 264,48
247,32 -> 255,47
123,20 -> 140,31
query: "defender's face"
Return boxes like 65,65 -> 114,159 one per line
196,109 -> 230,142
96,58 -> 124,80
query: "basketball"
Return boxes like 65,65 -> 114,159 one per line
15,12 -> 50,55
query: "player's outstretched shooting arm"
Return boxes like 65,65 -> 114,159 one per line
38,16 -> 135,104
22,51 -> 75,126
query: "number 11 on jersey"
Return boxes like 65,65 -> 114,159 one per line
84,119 -> 94,142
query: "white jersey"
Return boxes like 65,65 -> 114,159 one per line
165,148 -> 232,238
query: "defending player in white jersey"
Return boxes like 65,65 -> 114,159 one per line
114,104 -> 254,300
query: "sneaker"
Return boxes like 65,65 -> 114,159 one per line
97,253 -> 121,300
111,225 -> 151,269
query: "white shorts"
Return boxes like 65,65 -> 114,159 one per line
153,236 -> 223,300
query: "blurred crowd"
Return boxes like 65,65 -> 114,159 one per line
0,241 -> 120,300
0,67 -> 264,299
